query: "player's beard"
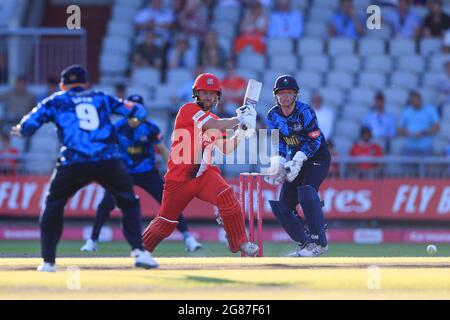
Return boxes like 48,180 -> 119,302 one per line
197,97 -> 218,112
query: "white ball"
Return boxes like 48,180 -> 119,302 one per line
426,244 -> 437,255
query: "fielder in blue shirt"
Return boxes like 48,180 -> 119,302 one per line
80,95 -> 202,253
265,75 -> 331,257
11,65 -> 158,271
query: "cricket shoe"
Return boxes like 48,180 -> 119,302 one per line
184,236 -> 203,252
80,239 -> 98,252
37,262 -> 56,272
317,245 -> 328,256
288,242 -> 322,257
132,249 -> 159,269
240,242 -> 259,256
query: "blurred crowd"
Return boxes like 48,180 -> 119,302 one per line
0,0 -> 449,176
125,0 -> 450,160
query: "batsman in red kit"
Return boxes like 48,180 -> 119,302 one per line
142,73 -> 259,256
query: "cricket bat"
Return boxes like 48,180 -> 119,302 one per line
241,79 -> 262,130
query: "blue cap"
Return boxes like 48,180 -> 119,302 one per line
126,94 -> 144,105
60,65 -> 88,85
273,75 -> 299,93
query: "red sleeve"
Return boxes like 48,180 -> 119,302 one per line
177,103 -> 213,129
208,112 -> 228,138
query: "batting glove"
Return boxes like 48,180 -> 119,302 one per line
236,105 -> 256,121
235,105 -> 257,139
234,126 -> 248,140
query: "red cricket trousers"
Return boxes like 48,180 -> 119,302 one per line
159,168 -> 231,220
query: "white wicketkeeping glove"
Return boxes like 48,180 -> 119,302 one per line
263,156 -> 287,185
284,151 -> 307,182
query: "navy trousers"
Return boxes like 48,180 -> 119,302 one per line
40,159 -> 142,263
279,147 -> 331,209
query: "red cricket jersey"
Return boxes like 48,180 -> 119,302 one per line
349,140 -> 383,170
165,102 -> 223,182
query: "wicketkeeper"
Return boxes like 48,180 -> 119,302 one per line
265,75 -> 331,257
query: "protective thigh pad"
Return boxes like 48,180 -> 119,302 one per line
217,187 -> 247,253
297,185 -> 327,246
142,216 -> 178,252
297,185 -> 320,233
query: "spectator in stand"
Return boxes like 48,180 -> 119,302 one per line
437,60 -> 450,108
133,32 -> 164,69
349,126 -> 384,172
134,0 -> 174,44
421,0 -> 450,37
267,0 -> 303,39
167,35 -> 197,69
234,0 -> 268,55
329,0 -> 365,39
311,91 -> 335,141
0,133 -> 19,174
220,60 -> 247,114
398,91 -> 440,156
362,92 -> 397,153
384,0 -> 421,38
198,31 -> 227,69
176,0 -> 208,38
0,76 -> 36,132
115,83 -> 126,100
37,76 -> 60,102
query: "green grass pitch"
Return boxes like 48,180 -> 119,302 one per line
1,241 -> 450,299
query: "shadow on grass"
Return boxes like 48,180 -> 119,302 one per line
185,275 -> 289,287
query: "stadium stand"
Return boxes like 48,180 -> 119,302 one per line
0,0 -> 449,177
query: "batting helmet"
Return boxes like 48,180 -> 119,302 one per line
192,73 -> 222,97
